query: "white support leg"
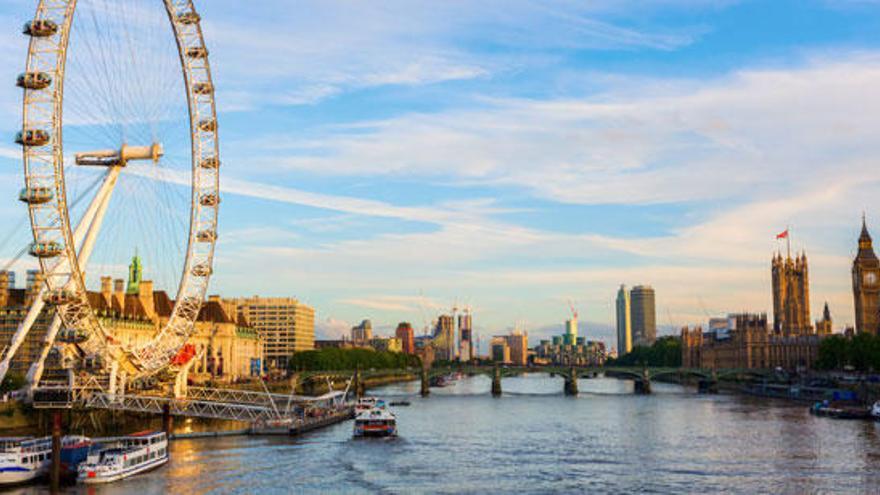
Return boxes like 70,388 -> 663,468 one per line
108,360 -> 118,399
26,168 -> 122,390
1,168 -> 121,387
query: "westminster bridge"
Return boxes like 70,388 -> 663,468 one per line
300,365 -> 780,398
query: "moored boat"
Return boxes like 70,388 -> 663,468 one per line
78,431 -> 168,484
0,435 -> 90,486
353,407 -> 397,438
810,401 -> 872,420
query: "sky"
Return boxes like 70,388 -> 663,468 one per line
1,0 -> 880,350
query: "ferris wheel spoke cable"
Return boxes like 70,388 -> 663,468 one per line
11,0 -> 221,388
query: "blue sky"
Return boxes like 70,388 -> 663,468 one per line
2,0 -> 880,349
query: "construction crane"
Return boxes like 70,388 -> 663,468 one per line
567,299 -> 578,319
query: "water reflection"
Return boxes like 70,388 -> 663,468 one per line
2,374 -> 879,494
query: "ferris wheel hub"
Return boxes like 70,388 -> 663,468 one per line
75,142 -> 164,167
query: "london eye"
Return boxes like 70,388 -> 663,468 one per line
0,0 -> 221,390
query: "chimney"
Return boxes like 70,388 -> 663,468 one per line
100,276 -> 112,308
113,278 -> 125,313
0,272 -> 8,307
139,280 -> 155,321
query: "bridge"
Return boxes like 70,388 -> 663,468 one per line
416,365 -> 778,396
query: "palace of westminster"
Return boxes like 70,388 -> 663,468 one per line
682,218 -> 880,370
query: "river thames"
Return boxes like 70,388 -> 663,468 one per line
7,374 -> 880,494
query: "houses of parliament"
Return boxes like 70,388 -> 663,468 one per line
682,218 -> 879,370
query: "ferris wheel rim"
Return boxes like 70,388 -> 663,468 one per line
19,0 -> 220,380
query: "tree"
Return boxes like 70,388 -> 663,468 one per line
287,348 -> 421,371
607,336 -> 682,367
816,333 -> 880,372
0,373 -> 25,393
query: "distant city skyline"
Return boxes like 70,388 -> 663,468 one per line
1,1 -> 880,346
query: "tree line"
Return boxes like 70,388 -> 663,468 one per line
606,336 -> 682,367
816,333 -> 880,372
287,347 -> 421,371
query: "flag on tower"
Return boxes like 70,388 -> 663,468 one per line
776,229 -> 789,240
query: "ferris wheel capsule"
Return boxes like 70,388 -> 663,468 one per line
29,241 -> 63,258
16,72 -> 52,90
199,193 -> 219,207
193,82 -> 214,95
18,186 -> 54,204
200,157 -> 219,169
191,263 -> 213,277
43,289 -> 76,306
177,12 -> 201,25
22,19 -> 58,37
198,119 -> 217,132
15,129 -> 50,147
186,47 -> 208,59
196,229 -> 217,242
57,328 -> 89,344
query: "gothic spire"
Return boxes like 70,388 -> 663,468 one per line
858,215 -> 877,260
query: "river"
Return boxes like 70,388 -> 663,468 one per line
5,374 -> 880,494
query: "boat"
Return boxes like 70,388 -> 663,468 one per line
355,397 -> 381,415
810,401 -> 871,420
389,401 -> 411,407
60,436 -> 94,481
77,431 -> 168,484
0,435 -> 90,486
353,408 -> 397,438
872,401 -> 880,420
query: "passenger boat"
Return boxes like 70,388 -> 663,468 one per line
355,397 -> 382,415
810,401 -> 871,420
0,435 -> 90,486
353,408 -> 397,438
77,431 -> 168,484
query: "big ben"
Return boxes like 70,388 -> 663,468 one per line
853,217 -> 880,335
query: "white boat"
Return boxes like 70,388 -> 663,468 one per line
872,401 -> 880,420
0,435 -> 90,486
353,407 -> 397,438
78,431 -> 168,484
355,397 -> 381,415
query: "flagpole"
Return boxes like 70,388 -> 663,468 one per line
787,225 -> 791,259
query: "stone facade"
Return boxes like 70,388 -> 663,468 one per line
681,313 -> 822,370
772,252 -> 811,335
227,296 -> 315,369
681,249 -> 831,371
0,266 -> 263,383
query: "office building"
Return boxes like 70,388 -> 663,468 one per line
350,319 -> 373,345
433,315 -> 455,361
630,285 -> 656,346
564,315 -> 578,346
490,336 -> 511,364
616,285 -> 632,356
458,312 -> 473,361
395,322 -> 415,354
507,330 -> 528,366
229,296 -> 315,370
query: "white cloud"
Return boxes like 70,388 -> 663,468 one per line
255,54 -> 880,207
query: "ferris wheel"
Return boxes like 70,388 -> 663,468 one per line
0,0 -> 220,388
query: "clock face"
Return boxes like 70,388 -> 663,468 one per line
866,272 -> 878,285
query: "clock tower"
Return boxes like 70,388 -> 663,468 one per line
853,217 -> 880,335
